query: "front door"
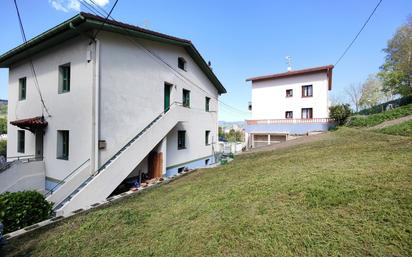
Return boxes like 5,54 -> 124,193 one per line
164,83 -> 171,112
35,129 -> 44,159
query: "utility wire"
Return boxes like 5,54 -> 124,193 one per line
334,0 -> 383,66
85,2 -> 249,117
93,0 -> 119,39
13,0 -> 51,117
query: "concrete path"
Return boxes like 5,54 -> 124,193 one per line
239,132 -> 331,155
368,114 -> 412,130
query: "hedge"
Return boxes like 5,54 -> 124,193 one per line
0,191 -> 53,233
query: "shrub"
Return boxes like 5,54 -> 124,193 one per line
0,140 -> 6,157
347,103 -> 412,127
329,104 -> 352,125
0,118 -> 6,135
0,191 -> 53,233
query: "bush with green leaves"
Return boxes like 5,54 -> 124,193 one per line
0,191 -> 53,233
347,103 -> 412,127
329,104 -> 352,125
0,140 -> 6,157
0,118 -> 6,135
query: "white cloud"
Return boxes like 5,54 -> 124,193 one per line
49,0 -> 109,12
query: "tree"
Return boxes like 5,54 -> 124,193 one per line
0,118 -> 6,135
359,74 -> 391,109
329,104 -> 352,125
378,16 -> 412,96
345,83 -> 362,112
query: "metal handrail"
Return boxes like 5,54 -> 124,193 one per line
45,158 -> 91,196
0,155 -> 43,173
54,102 -> 182,209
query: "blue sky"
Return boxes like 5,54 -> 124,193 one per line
0,0 -> 411,121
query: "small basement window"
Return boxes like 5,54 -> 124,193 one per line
182,89 -> 190,107
178,57 -> 186,70
57,130 -> 69,160
19,77 -> 27,101
205,130 -> 210,145
205,97 -> 211,112
17,130 -> 25,153
285,111 -> 293,119
286,89 -> 293,97
205,159 -> 210,165
178,130 -> 186,150
59,63 -> 70,93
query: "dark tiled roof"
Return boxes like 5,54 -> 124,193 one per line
246,65 -> 334,90
0,12 -> 226,94
10,116 -> 48,132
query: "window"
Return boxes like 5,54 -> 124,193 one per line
205,130 -> 210,145
302,85 -> 313,97
177,130 -> 186,150
19,77 -> 27,101
59,63 -> 70,93
285,111 -> 293,119
17,130 -> 25,153
178,57 -> 186,70
178,167 -> 184,173
301,108 -> 313,119
57,130 -> 69,160
205,97 -> 210,112
286,89 -> 293,97
182,89 -> 190,107
205,159 -> 210,165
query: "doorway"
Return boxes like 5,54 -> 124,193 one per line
164,83 -> 172,112
35,129 -> 44,159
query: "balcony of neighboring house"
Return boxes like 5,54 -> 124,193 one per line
0,116 -> 48,194
245,118 -> 335,137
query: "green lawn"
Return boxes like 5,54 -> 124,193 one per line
375,120 -> 412,137
347,103 -> 412,127
3,128 -> 412,257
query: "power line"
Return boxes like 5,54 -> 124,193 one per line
84,2 -> 249,117
93,0 -> 119,39
13,0 -> 51,117
334,0 -> 383,66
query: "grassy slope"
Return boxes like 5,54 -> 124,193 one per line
376,120 -> 412,137
347,104 -> 412,127
3,128 -> 412,257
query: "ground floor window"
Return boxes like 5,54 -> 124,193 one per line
57,130 -> 69,160
17,130 -> 25,153
178,130 -> 186,149
301,108 -> 313,119
285,111 -> 293,119
205,130 -> 210,145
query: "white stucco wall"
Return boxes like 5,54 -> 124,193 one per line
97,32 -> 219,169
7,36 -> 93,182
251,72 -> 330,119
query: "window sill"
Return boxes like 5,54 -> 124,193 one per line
301,96 -> 313,98
177,147 -> 186,150
58,90 -> 70,95
57,157 -> 69,160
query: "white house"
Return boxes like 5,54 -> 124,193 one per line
0,13 -> 226,215
245,65 -> 334,148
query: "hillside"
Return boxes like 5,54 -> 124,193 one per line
3,128 -> 412,257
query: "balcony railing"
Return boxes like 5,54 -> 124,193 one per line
246,118 -> 333,125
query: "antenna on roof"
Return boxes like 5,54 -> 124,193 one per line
285,56 -> 292,71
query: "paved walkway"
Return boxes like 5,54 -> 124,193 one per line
239,132 -> 331,155
368,114 -> 412,130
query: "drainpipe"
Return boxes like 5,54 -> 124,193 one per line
91,39 -> 100,175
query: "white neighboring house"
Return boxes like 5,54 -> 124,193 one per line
245,65 -> 334,148
0,13 -> 226,215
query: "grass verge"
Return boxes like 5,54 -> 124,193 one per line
375,119 -> 412,137
2,128 -> 412,257
347,103 -> 412,127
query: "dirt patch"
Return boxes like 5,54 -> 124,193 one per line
368,114 -> 412,130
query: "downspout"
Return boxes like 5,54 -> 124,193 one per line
91,39 -> 100,175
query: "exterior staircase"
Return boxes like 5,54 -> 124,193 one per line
52,104 -> 186,216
